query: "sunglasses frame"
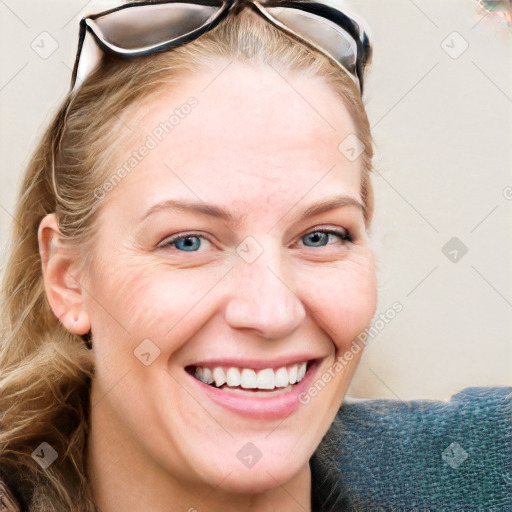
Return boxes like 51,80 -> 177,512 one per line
71,0 -> 372,94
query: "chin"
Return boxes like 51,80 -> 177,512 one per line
187,436 -> 314,495
208,460 -> 308,495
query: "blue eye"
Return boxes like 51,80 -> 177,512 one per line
174,236 -> 201,251
159,228 -> 352,253
302,229 -> 352,247
160,233 -> 206,252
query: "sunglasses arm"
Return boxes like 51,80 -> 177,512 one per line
71,19 -> 104,94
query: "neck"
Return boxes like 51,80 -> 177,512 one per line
86,386 -> 312,512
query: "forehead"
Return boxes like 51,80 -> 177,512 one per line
106,61 -> 362,221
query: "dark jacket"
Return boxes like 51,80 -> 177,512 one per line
2,387 -> 510,511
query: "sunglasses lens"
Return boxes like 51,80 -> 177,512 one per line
264,6 -> 358,75
93,3 -> 221,51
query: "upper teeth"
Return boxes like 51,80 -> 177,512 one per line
194,362 -> 308,390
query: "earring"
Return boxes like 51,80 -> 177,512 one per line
81,330 -> 93,350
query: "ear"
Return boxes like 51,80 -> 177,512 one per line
37,213 -> 91,336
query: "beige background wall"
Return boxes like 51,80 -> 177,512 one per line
1,0 -> 511,400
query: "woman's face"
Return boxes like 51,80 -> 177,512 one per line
79,62 -> 377,495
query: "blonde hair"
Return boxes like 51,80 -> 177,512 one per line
0,6 -> 373,511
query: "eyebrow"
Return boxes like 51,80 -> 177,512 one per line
140,195 -> 364,225
298,195 -> 364,219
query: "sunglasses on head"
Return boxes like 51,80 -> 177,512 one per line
71,0 -> 372,95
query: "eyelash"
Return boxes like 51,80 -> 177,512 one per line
303,227 -> 353,245
158,231 -> 208,251
158,227 -> 353,251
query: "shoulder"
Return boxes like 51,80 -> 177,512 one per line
0,478 -> 22,512
311,386 -> 512,511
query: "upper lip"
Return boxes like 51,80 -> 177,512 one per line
185,355 -> 324,371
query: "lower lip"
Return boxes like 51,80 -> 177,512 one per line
186,362 -> 320,420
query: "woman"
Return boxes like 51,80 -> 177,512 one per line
1,0 -> 376,510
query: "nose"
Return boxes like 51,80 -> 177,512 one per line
224,250 -> 306,339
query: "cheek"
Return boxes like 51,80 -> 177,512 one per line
86,257 -> 228,347
297,254 -> 377,351
86,246 -> 376,360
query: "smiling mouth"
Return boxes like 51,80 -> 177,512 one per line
186,361 -> 313,394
